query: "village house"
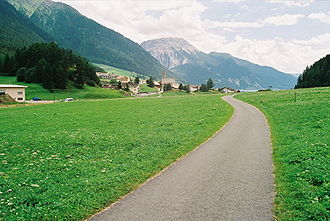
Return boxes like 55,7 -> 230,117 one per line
219,87 -> 240,93
171,83 -> 180,90
154,81 -> 161,88
189,85 -> 200,92
116,76 -> 130,83
96,72 -> 118,80
0,84 -> 27,102
122,82 -> 140,95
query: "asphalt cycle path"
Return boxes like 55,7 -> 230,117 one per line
89,95 -> 274,221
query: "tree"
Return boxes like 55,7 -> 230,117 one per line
206,78 -> 214,90
4,42 -> 100,89
163,83 -> 172,91
186,84 -> 191,93
34,58 -> 48,83
295,54 -> 330,88
16,67 -> 26,82
2,54 -> 13,75
134,77 -> 140,84
178,83 -> 183,91
200,84 -> 208,92
147,77 -> 155,87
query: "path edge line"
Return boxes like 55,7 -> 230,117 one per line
233,94 -> 276,220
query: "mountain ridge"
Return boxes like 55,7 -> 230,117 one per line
0,0 -> 53,54
4,0 -> 166,78
141,37 -> 297,89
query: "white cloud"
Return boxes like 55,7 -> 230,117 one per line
205,20 -> 263,29
267,0 -> 315,7
219,35 -> 330,73
293,33 -> 330,46
260,14 -> 305,26
212,0 -> 246,3
308,11 -> 330,24
54,0 -> 330,74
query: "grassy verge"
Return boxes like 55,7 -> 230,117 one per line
0,94 -> 233,220
236,87 -> 329,221
0,76 -> 125,100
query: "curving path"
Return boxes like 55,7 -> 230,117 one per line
89,95 -> 274,221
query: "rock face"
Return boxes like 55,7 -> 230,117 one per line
141,38 -> 199,69
141,37 -> 297,90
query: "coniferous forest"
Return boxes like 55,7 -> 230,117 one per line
0,42 -> 101,89
295,54 -> 330,88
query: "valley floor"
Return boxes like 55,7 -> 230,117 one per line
0,94 -> 232,220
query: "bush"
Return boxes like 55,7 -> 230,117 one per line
74,83 -> 84,89
86,80 -> 96,87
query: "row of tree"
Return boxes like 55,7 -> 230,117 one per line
295,54 -> 330,88
0,42 -> 101,89
200,78 -> 214,92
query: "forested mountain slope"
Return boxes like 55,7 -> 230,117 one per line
0,0 -> 52,54
5,0 -> 166,78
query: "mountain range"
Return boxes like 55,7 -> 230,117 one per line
2,0 -> 165,78
141,38 -> 297,90
1,0 -> 297,89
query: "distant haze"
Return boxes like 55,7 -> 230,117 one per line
54,0 -> 330,74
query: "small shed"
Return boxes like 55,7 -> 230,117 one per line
0,84 -> 27,102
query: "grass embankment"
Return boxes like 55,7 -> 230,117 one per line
0,94 -> 233,220
139,84 -> 159,93
237,87 -> 329,221
93,63 -> 137,77
0,76 -> 124,101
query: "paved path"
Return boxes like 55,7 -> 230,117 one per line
89,95 -> 274,221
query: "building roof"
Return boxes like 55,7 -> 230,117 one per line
190,85 -> 200,88
0,84 -> 27,88
220,87 -> 238,91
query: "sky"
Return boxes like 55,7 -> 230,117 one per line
54,0 -> 330,74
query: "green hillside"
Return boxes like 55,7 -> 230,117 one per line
0,76 -> 125,100
5,0 -> 166,78
93,63 -> 138,77
237,88 -> 329,220
0,0 -> 52,54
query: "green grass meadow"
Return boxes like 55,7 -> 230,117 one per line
0,95 -> 232,220
237,87 -> 329,221
0,76 -> 125,101
139,84 -> 159,93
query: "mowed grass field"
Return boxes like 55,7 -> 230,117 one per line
237,87 -> 329,221
0,95 -> 232,220
0,76 -> 124,101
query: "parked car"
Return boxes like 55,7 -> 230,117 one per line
64,98 -> 74,102
32,97 -> 41,101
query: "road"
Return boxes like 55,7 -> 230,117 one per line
89,95 -> 274,221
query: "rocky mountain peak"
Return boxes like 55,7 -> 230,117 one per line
141,37 -> 199,69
